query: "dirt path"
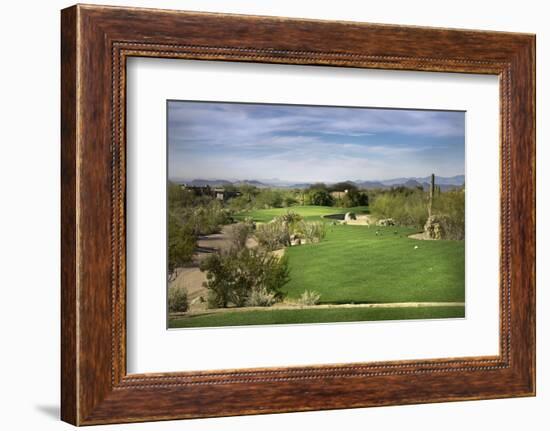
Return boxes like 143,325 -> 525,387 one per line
170,225 -> 260,310
172,301 -> 465,317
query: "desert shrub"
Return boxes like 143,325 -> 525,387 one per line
206,290 -> 223,309
255,189 -> 284,208
229,188 -> 299,211
238,184 -> 260,202
295,221 -> 326,243
245,288 -> 278,307
370,186 -> 464,239
226,221 -> 254,250
432,189 -> 465,240
168,286 -> 189,313
200,248 -> 289,308
182,199 -> 232,236
277,211 -> 303,225
298,290 -> 321,306
370,190 -> 427,228
255,220 -> 291,251
227,194 -> 253,212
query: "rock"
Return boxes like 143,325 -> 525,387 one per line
344,212 -> 357,221
376,218 -> 395,226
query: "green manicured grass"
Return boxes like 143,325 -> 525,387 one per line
172,206 -> 465,329
169,306 -> 465,328
234,205 -> 369,223
283,224 -> 465,304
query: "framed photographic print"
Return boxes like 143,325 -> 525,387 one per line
61,4 -> 535,425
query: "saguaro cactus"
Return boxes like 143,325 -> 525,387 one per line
428,173 -> 435,217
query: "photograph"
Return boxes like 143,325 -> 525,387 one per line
166,100 -> 466,329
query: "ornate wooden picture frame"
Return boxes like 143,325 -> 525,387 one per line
61,4 -> 535,425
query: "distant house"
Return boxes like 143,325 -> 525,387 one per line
212,187 -> 240,201
330,190 -> 349,200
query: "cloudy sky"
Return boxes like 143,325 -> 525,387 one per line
167,100 -> 465,183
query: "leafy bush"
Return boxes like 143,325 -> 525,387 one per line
245,288 -> 278,307
255,220 -> 291,251
200,248 -> 289,308
298,290 -> 321,306
227,195 -> 253,212
226,221 -> 254,250
168,286 -> 189,313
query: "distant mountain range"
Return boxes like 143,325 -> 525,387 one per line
178,179 -> 272,188
172,175 -> 465,191
355,175 -> 465,191
373,175 -> 465,187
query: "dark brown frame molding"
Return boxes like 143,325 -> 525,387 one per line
61,4 -> 536,425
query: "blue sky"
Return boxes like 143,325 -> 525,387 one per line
167,101 -> 465,183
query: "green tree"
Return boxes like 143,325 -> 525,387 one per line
306,189 -> 334,206
168,212 -> 195,280
340,189 -> 369,207
239,184 -> 259,203
329,181 -> 358,192
167,181 -> 196,209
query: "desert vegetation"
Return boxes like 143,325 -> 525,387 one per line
369,180 -> 465,240
167,175 -> 465,328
